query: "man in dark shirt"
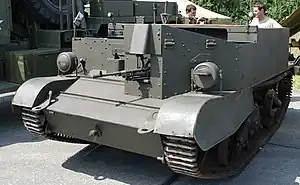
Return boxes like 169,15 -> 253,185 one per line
185,4 -> 210,24
186,4 -> 197,24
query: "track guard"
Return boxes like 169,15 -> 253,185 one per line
154,87 -> 254,151
12,76 -> 77,109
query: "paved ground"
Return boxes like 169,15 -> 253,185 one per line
0,90 -> 300,185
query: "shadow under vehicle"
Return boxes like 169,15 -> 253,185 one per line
10,0 -> 300,180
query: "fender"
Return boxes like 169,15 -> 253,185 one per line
154,87 -> 254,151
12,76 -> 78,109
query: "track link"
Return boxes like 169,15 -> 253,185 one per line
161,70 -> 293,179
163,136 -> 201,177
21,107 -> 91,144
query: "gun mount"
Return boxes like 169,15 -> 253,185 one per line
10,0 -> 298,181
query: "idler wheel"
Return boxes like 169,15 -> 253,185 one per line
217,137 -> 234,166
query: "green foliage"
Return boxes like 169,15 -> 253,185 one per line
293,75 -> 300,90
191,0 -> 300,24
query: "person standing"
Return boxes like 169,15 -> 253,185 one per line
249,3 -> 282,28
186,4 -> 197,24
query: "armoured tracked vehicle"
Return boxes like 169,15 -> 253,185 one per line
11,0 -> 298,180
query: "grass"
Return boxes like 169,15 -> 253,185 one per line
293,75 -> 300,90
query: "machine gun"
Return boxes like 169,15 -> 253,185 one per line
94,67 -> 151,82
92,54 -> 151,83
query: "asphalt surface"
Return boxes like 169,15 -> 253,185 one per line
1,90 -> 300,185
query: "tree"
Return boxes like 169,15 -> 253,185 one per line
192,0 -> 300,24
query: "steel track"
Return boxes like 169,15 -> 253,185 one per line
21,107 -> 91,144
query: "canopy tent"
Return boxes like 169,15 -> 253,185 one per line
136,0 -> 231,20
281,6 -> 300,36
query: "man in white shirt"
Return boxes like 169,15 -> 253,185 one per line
249,3 -> 282,28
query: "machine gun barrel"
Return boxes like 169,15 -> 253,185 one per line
93,67 -> 151,81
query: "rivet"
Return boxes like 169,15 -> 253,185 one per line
164,83 -> 166,86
